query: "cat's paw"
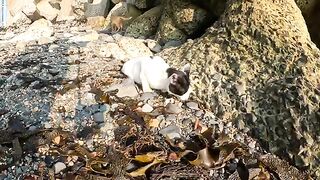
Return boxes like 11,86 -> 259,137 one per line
143,88 -> 154,93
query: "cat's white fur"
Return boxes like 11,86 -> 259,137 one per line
121,56 -> 191,101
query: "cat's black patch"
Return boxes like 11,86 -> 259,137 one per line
166,68 -> 190,96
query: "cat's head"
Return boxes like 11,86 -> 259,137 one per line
166,64 -> 191,101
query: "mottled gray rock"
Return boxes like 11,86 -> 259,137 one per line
125,5 -> 162,38
163,40 -> 183,49
155,1 -> 186,45
170,0 -> 209,36
130,0 -> 150,9
84,0 -> 110,18
155,0 -> 209,45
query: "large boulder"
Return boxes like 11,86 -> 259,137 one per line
160,0 -> 320,177
170,0 -> 209,36
21,1 -> 42,21
36,0 -> 60,22
56,0 -> 76,21
9,18 -> 54,43
6,11 -> 32,27
115,35 -> 153,58
7,0 -> 38,25
155,0 -> 209,45
125,5 -> 162,38
84,0 -> 110,18
103,2 -> 127,29
154,1 -> 187,45
127,0 -> 156,9
8,0 -> 31,16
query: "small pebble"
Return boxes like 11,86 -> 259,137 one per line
68,161 -> 75,167
111,104 -> 118,111
15,167 -> 22,175
195,110 -> 204,117
28,126 -> 37,131
49,44 -> 59,52
226,122 -> 232,127
235,134 -> 242,142
156,115 -> 165,121
99,104 -> 110,112
43,122 -> 52,129
54,162 -> 66,174
44,156 -> 55,167
141,104 -> 153,113
93,112 -> 105,123
139,92 -> 157,101
159,125 -> 181,137
186,101 -> 199,110
166,114 -> 176,122
248,141 -> 256,149
165,103 -> 183,114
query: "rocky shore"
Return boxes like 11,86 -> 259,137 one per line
1,0 -> 320,179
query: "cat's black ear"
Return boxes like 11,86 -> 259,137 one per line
182,64 -> 190,77
170,73 -> 178,85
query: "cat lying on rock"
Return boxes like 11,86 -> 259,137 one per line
121,56 -> 191,101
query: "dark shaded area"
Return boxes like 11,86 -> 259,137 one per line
188,0 -> 225,39
303,1 -> 320,48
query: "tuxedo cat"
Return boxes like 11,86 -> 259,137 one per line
121,56 -> 191,101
